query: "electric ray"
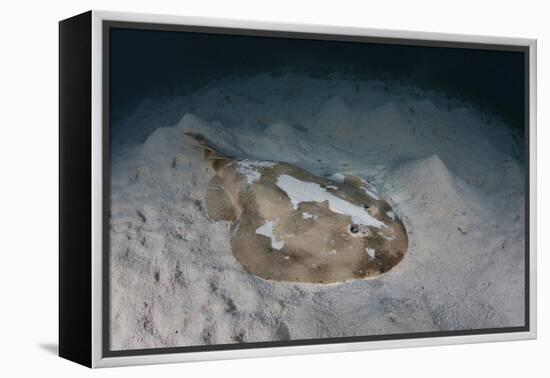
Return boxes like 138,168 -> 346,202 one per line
187,133 -> 408,284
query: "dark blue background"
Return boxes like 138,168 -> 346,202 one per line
110,28 -> 525,132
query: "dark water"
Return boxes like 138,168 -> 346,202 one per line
110,27 -> 526,133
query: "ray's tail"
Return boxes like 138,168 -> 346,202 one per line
185,132 -> 233,169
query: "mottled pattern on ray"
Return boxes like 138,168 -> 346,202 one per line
189,133 -> 408,284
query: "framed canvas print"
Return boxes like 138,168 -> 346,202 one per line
59,10 -> 537,368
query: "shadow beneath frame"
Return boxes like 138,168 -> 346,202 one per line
38,343 -> 58,356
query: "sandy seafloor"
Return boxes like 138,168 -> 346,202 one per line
109,73 -> 525,350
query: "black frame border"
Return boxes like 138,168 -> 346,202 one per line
101,19 -> 531,358
59,11 -> 93,367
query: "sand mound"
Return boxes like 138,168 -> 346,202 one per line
386,155 -> 471,213
264,121 -> 300,139
361,102 -> 403,134
309,96 -> 355,138
381,154 -> 524,329
384,154 -> 487,246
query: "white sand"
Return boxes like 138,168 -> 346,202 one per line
109,73 -> 524,350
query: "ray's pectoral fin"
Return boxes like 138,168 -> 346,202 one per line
205,175 -> 238,222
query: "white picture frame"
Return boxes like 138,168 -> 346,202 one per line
59,10 -> 537,368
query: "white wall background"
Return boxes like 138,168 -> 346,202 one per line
0,0 -> 546,376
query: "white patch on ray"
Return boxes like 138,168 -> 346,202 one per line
360,180 -> 381,200
255,220 -> 285,250
366,248 -> 376,259
378,232 -> 395,241
302,212 -> 316,220
238,160 -> 276,184
276,174 -> 386,229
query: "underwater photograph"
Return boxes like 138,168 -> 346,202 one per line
106,27 -> 526,351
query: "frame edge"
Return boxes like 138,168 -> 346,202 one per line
59,10 -> 93,368
89,10 -> 537,367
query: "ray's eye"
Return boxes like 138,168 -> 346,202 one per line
363,204 -> 370,211
349,224 -> 359,234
